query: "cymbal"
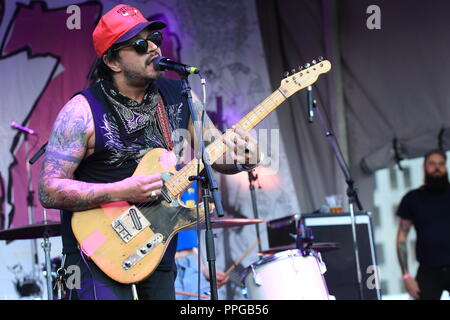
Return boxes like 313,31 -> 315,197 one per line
184,218 -> 265,231
258,242 -> 339,256
0,221 -> 61,240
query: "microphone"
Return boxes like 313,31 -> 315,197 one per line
307,86 -> 314,123
153,56 -> 200,75
10,121 -> 37,135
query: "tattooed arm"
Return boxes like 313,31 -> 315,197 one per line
396,218 -> 412,275
39,95 -> 162,211
396,218 -> 420,298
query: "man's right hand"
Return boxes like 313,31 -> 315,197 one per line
116,173 -> 163,203
404,277 -> 420,299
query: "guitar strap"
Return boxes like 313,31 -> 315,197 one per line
155,94 -> 174,151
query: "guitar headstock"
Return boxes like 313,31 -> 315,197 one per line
279,57 -> 331,98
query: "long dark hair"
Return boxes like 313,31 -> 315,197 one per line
91,47 -> 121,83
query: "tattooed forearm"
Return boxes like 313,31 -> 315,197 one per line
400,221 -> 410,233
39,151 -> 114,211
39,177 -> 114,211
397,241 -> 409,274
396,219 -> 412,274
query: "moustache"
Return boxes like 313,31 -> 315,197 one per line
146,54 -> 160,66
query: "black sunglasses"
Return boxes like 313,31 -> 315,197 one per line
113,31 -> 163,54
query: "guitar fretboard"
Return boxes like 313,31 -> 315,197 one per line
163,59 -> 331,198
164,90 -> 286,197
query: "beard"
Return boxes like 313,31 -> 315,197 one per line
424,172 -> 450,193
123,63 -> 162,88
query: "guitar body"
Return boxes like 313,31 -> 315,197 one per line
71,148 -> 207,284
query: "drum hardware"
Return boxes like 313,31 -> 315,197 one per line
40,208 -> 54,300
257,242 -> 339,257
295,215 -> 315,256
250,265 -> 262,286
0,219 -> 61,300
247,170 -> 263,256
8,263 -> 42,299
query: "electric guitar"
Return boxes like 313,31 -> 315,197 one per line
71,59 -> 332,284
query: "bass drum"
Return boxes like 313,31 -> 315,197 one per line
241,249 -> 331,300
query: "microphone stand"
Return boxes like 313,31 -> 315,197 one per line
248,170 -> 262,255
311,97 -> 365,300
180,73 -> 224,300
26,138 -> 54,300
24,134 -> 40,278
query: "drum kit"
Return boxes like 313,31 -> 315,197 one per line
184,216 -> 337,300
0,216 -> 337,300
240,219 -> 337,300
0,220 -> 61,300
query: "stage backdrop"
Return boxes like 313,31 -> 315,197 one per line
0,0 -> 299,299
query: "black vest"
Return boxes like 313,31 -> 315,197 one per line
61,78 -> 190,272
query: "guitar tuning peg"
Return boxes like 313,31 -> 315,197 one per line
318,56 -> 324,62
298,66 -> 304,71
283,71 -> 290,78
291,69 -> 296,74
304,63 -> 311,68
311,60 -> 317,65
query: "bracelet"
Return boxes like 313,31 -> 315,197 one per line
402,273 -> 411,280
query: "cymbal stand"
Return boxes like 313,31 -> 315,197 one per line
248,170 -> 263,255
296,215 -> 314,256
41,208 -> 53,300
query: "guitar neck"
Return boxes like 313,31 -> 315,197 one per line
164,58 -> 332,197
164,89 -> 286,197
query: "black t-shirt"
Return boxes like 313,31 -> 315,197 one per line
397,187 -> 450,267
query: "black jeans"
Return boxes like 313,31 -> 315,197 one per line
416,264 -> 450,300
64,251 -> 177,300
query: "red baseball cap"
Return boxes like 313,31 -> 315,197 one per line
93,4 -> 166,57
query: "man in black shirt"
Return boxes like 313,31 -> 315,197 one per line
396,149 -> 450,300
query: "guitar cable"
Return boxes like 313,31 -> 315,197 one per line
80,249 -> 98,300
